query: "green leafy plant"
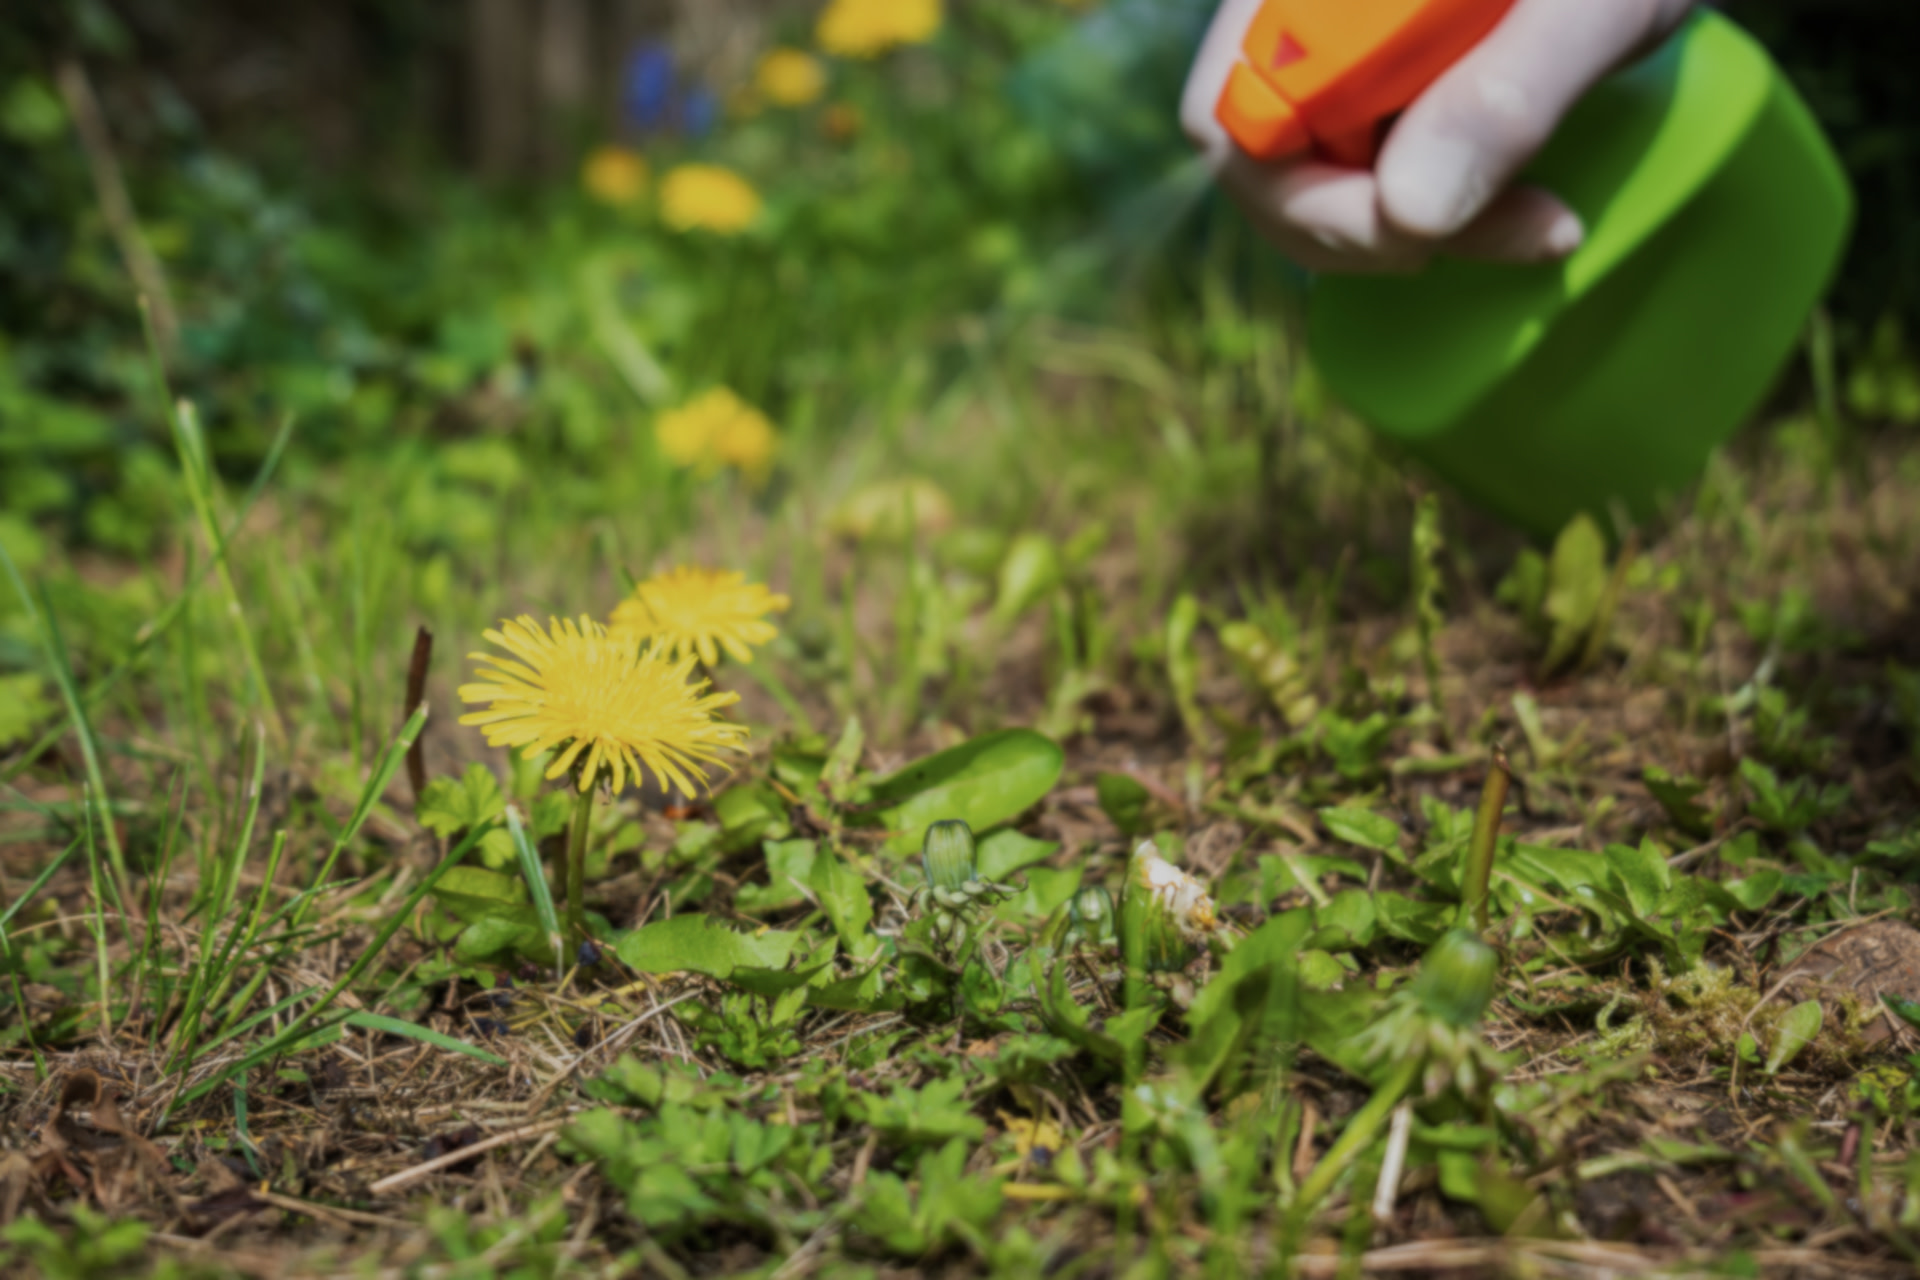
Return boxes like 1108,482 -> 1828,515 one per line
852,1138 -> 1003,1258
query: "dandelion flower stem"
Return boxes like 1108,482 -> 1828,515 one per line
565,784 -> 594,943
1287,1054 -> 1422,1240
1460,746 -> 1511,936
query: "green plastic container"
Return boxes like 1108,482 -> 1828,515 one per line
1307,11 -> 1853,540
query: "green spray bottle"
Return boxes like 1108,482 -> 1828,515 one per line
1213,2 -> 1853,538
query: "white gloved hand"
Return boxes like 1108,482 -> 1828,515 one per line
1180,0 -> 1697,272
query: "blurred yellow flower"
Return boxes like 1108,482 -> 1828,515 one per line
581,145 -> 648,206
655,387 -> 779,480
458,615 -> 747,795
659,164 -> 762,234
756,48 -> 827,107
611,567 -> 791,666
817,0 -> 943,58
827,477 -> 954,541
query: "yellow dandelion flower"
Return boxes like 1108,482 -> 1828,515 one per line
756,48 -> 827,107
458,615 -> 748,795
817,0 -> 943,59
610,567 -> 791,666
581,145 -> 648,206
710,402 -> 777,479
654,387 -> 778,479
659,163 -> 762,234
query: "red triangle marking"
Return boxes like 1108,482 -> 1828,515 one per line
1271,32 -> 1306,71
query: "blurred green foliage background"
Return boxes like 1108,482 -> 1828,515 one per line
1,0 -> 1915,565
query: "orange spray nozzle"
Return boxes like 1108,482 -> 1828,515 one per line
1215,0 -> 1518,167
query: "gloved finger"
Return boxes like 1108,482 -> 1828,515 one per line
1378,0 -> 1696,238
1217,155 -> 1430,273
1178,0 -> 1269,164
1440,185 -> 1585,262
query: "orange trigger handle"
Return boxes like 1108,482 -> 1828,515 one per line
1214,0 -> 1518,168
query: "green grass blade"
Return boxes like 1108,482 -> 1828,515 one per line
138,774 -> 188,1053
506,803 -> 565,974
141,298 -> 284,741
193,984 -> 320,1060
296,703 -> 430,928
168,724 -> 270,1067
0,836 -> 79,936
199,828 -> 290,1038
1,414 -> 297,786
343,1011 -> 507,1067
168,814 -> 492,1115
0,544 -> 132,901
79,783 -> 115,1042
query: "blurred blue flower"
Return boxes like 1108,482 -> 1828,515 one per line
621,41 -> 720,137
680,86 -> 718,138
623,42 -> 677,131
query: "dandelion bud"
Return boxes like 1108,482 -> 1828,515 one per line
921,819 -> 979,892
1068,883 -> 1116,946
1411,929 -> 1498,1028
1121,841 -> 1217,973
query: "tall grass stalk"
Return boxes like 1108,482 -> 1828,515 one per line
0,543 -> 133,903
136,775 -> 188,1050
1460,747 -> 1512,936
1,834 -> 80,1074
80,784 -> 114,1042
166,724 -> 269,1067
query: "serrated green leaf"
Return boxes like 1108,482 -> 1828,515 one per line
1096,771 -> 1152,836
452,908 -> 549,963
860,1075 -> 985,1147
713,781 -> 791,853
1765,999 -> 1822,1074
1373,892 -> 1452,944
1643,766 -> 1713,840
736,838 -> 819,915
808,849 -> 877,959
1298,949 -> 1347,990
975,829 -> 1058,881
432,865 -> 528,918
418,763 -> 516,868
1318,806 -> 1404,856
418,763 -> 503,834
993,865 -> 1081,922
730,950 -> 836,997
865,729 -> 1064,856
1723,869 -> 1782,912
1602,841 -> 1671,919
615,913 -> 800,978
529,790 -> 573,840
1305,888 -> 1376,951
810,967 -> 893,1012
